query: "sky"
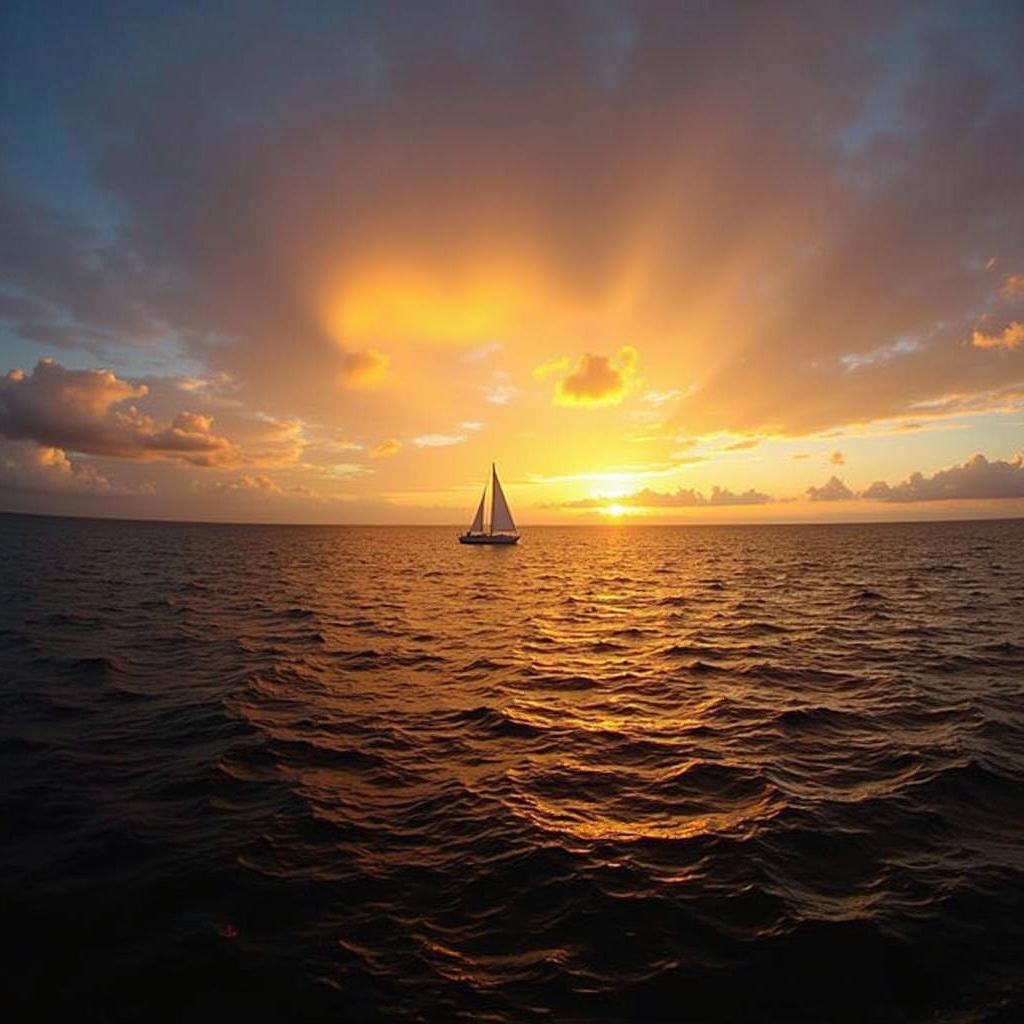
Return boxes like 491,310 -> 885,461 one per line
1,0 -> 1023,524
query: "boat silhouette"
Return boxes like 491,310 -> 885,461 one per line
459,463 -> 520,545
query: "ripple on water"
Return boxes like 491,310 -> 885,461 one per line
1,515 -> 1023,1022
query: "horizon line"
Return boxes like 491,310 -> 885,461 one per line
2,509 -> 1022,530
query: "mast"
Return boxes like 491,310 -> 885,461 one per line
490,462 -> 497,535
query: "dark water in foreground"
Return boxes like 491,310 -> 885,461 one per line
2,513 -> 1023,1023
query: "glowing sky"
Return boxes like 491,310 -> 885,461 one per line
2,1 -> 1023,523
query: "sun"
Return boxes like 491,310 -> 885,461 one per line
603,503 -> 627,517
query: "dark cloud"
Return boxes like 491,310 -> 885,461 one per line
2,1 -> 1019,436
806,476 -> 855,501
864,453 -> 1024,502
0,190 -> 165,347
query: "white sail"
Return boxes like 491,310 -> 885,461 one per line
490,464 -> 517,533
468,489 -> 485,533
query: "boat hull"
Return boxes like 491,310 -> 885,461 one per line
458,533 -> 519,545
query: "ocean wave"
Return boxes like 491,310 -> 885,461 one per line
2,515 -> 1023,1022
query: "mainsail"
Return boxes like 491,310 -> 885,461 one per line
490,463 -> 516,533
468,489 -> 485,534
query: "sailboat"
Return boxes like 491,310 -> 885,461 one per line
459,463 -> 520,544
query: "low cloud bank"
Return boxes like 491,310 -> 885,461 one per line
863,453 -> 1024,502
563,485 -> 770,509
558,453 -> 1024,512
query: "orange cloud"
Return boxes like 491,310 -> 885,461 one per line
532,356 -> 571,380
972,322 -> 1024,350
551,347 -> 638,408
998,275 -> 1024,300
216,473 -> 283,495
370,438 -> 402,458
0,441 -> 112,494
563,484 -> 770,508
829,450 -> 845,465
343,349 -> 390,389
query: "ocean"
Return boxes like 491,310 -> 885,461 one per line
1,512 -> 1023,1022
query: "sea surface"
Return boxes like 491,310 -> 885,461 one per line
1,513 -> 1023,1023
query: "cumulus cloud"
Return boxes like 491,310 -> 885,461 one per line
806,476 -> 855,501
0,441 -> 112,495
370,438 -> 402,458
830,450 -> 845,465
563,484 -> 770,509
0,359 -> 240,465
863,453 -> 1024,502
551,347 -> 638,408
972,323 -> 1024,351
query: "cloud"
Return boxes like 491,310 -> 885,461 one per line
806,476 -> 855,501
235,415 -> 306,467
532,356 -> 571,380
829,450 -> 845,465
792,453 -> 811,460
0,441 -> 113,495
482,375 -> 518,405
551,347 -> 638,408
972,322 -> 1024,351
370,438 -> 402,458
342,349 -> 390,388
563,484 -> 770,508
3,0 -> 1024,510
840,338 -> 922,372
0,359 -> 240,465
412,433 -> 466,448
999,275 -> 1024,300
863,452 -> 1024,502
643,389 -> 682,406
215,473 -> 284,495
724,438 -> 760,451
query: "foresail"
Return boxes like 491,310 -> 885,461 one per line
469,489 -> 485,533
491,467 -> 516,533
